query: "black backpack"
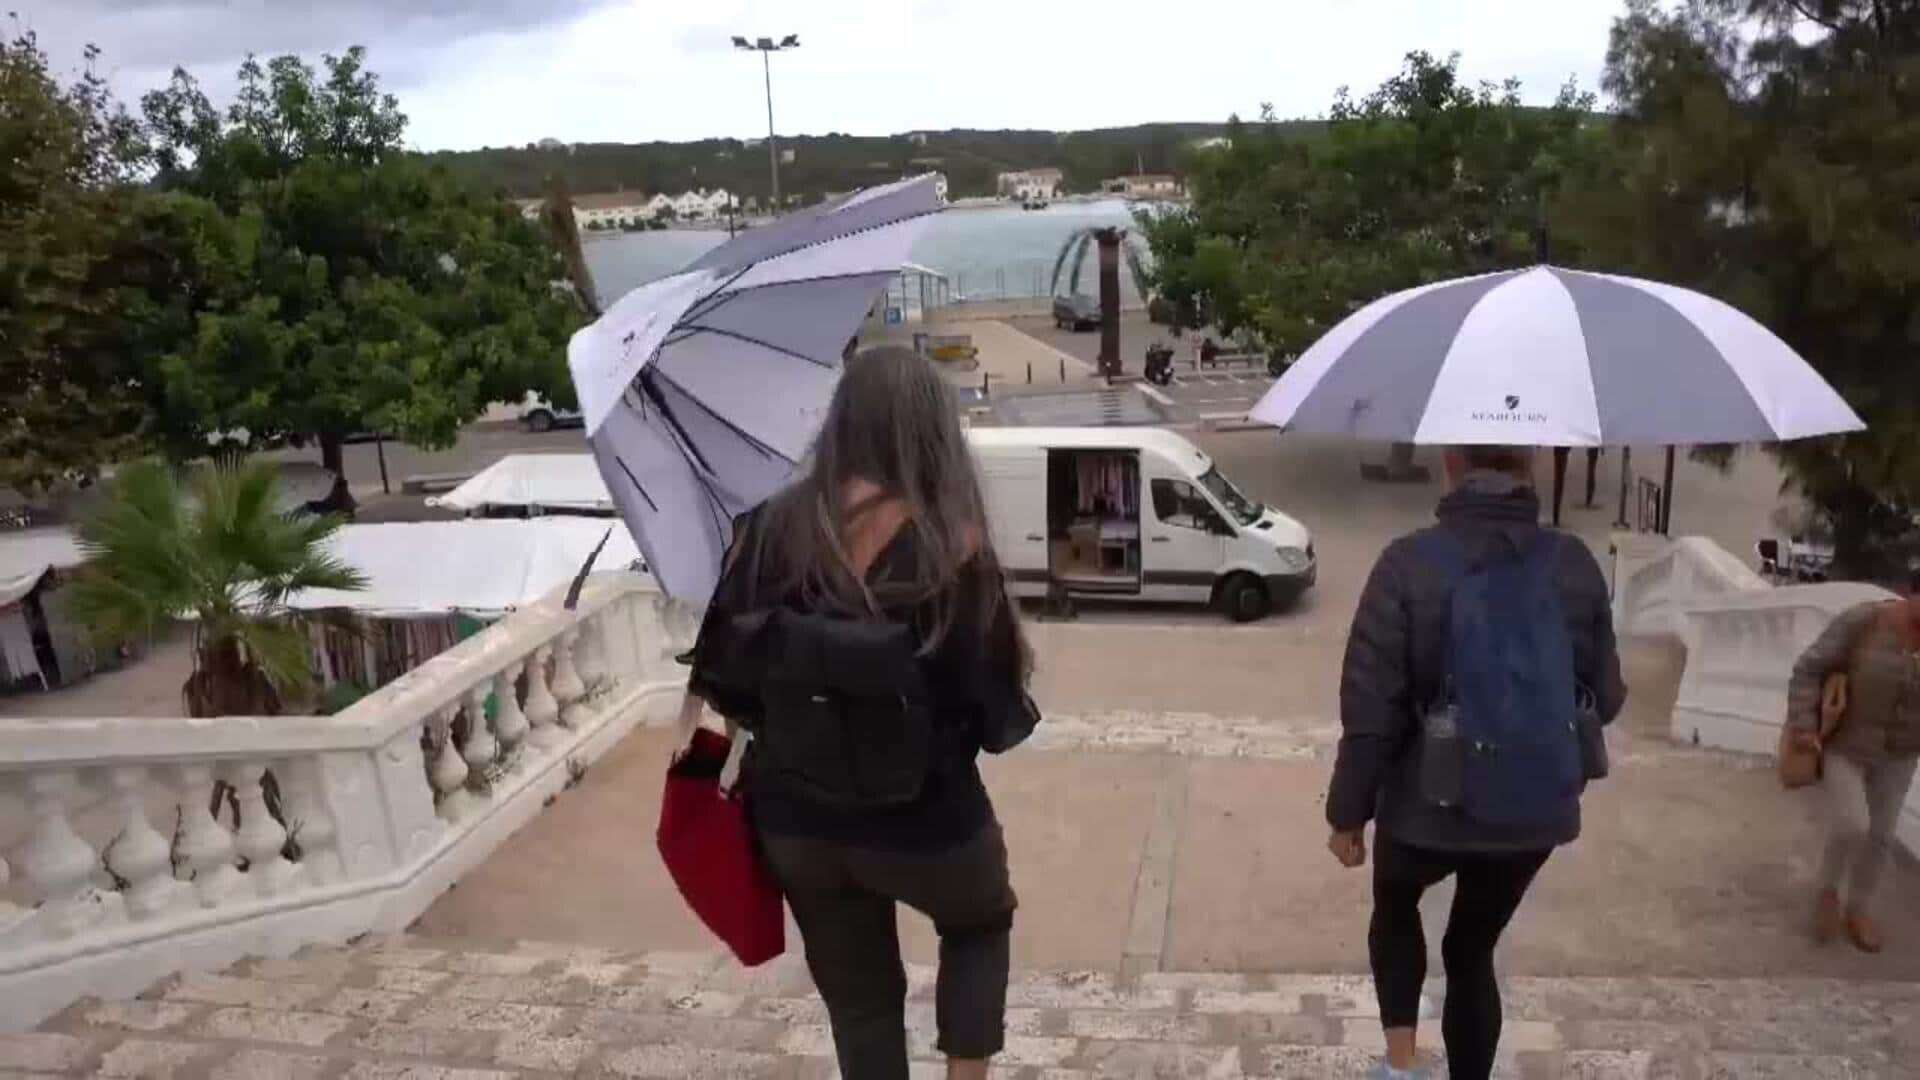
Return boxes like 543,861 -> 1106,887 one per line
727,609 -> 939,810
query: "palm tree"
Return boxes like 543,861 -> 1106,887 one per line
68,459 -> 367,717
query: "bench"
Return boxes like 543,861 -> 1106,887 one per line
401,471 -> 473,495
1195,348 -> 1266,371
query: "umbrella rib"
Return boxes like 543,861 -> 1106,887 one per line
682,265 -> 920,305
691,204 -> 943,278
662,324 -> 838,369
680,264 -> 759,326
633,379 -> 738,546
637,374 -> 720,477
609,455 -> 659,513
645,368 -> 799,466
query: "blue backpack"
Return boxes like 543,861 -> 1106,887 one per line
1414,529 -> 1583,828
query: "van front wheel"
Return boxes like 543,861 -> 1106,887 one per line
1216,573 -> 1271,623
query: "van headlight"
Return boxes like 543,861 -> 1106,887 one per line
1275,546 -> 1311,574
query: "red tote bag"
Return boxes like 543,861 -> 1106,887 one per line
656,728 -> 785,966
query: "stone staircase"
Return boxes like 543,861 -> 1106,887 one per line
6,937 -> 1917,1078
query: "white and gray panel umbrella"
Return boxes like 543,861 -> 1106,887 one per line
568,175 -> 941,601
1251,266 -> 1863,446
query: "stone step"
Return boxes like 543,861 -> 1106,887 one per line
1023,710 -> 1770,770
9,938 -> 1916,1078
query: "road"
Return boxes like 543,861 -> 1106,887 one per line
1002,313 -> 1276,425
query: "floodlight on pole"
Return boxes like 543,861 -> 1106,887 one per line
732,33 -> 800,208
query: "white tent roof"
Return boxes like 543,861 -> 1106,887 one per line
288,519 -> 644,618
0,528 -> 87,607
425,454 -> 611,513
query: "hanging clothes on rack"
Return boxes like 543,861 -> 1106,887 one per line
0,602 -> 46,688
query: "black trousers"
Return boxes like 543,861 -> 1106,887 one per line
758,821 -> 1017,1080
1370,833 -> 1551,1080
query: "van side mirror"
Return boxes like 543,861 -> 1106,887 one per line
1209,517 -> 1236,537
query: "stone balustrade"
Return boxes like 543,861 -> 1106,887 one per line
1612,533 -> 1910,856
0,572 -> 695,1032
1611,531 -> 1771,638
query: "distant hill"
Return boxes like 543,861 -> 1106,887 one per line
421,121 -> 1328,204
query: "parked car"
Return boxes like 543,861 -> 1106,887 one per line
521,399 -> 585,433
1052,293 -> 1100,331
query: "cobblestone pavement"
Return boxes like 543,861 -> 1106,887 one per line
9,938 -> 1918,1078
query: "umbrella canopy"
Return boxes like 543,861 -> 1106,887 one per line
1250,265 -> 1864,446
287,519 -> 642,618
568,175 -> 941,601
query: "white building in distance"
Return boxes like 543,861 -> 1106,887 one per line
996,167 -> 1063,200
1105,174 -> 1184,198
571,192 -> 654,228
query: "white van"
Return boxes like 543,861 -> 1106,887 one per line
967,427 -> 1314,620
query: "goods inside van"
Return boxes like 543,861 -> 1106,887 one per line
1046,449 -> 1140,592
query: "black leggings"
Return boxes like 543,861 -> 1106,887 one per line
1369,833 -> 1550,1080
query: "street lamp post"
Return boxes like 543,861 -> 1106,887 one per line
731,34 -> 799,209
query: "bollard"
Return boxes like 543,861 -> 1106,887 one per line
1027,362 -> 1033,385
983,372 -> 991,398
1059,358 -> 1065,382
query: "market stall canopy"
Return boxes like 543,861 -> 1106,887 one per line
286,519 -> 643,618
425,454 -> 611,514
0,529 -> 87,607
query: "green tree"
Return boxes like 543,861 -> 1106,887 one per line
139,49 -> 584,496
0,30 -> 155,490
68,460 -> 366,716
1573,0 -> 1920,575
1137,54 -> 1601,361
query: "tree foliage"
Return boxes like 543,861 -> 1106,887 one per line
0,29 -> 155,490
1136,52 -> 1602,357
68,459 -> 366,716
139,49 -> 584,476
1570,0 -> 1920,574
3,40 -> 582,493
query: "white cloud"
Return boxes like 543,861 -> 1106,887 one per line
22,0 -> 1625,151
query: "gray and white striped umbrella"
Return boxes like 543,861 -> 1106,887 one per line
1249,266 -> 1864,446
568,175 -> 940,601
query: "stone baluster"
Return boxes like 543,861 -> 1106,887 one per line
22,770 -> 108,939
462,681 -> 499,778
174,763 -> 244,907
552,628 -> 589,728
493,660 -> 528,754
274,759 -> 342,886
523,646 -> 561,750
225,761 -> 299,897
428,703 -> 476,822
105,766 -> 184,919
575,611 -> 610,695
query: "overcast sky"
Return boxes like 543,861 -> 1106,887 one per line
23,1 -> 1626,152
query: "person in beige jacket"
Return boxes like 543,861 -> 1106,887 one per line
1786,569 -> 1920,952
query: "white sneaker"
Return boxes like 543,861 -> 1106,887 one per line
1366,1063 -> 1427,1080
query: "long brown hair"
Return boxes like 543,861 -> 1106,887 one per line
740,345 -> 1029,671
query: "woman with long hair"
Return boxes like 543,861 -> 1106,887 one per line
688,345 -> 1036,1080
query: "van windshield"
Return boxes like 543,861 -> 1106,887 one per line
1198,467 -> 1262,527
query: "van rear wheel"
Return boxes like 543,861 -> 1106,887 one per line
1217,573 -> 1271,623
